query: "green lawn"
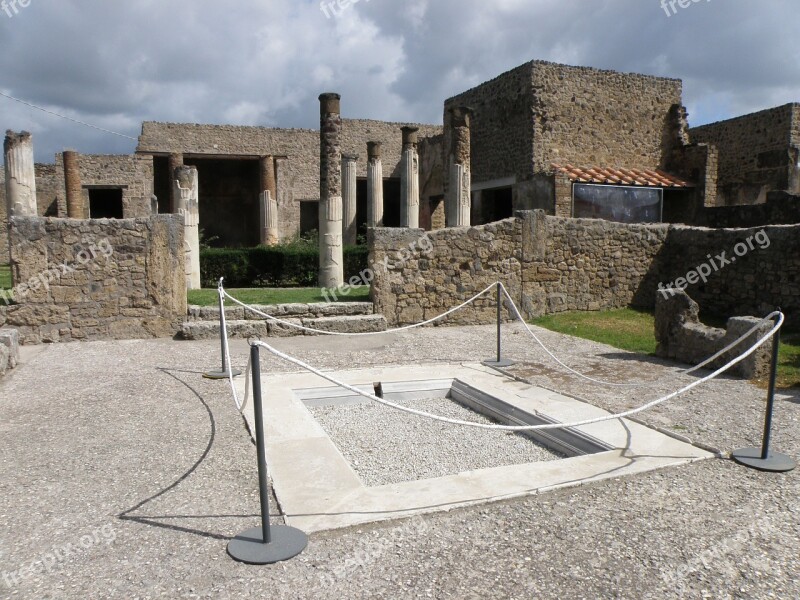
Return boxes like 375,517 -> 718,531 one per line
532,308 -> 658,355
0,265 -> 11,290
188,286 -> 370,307
532,308 -> 800,389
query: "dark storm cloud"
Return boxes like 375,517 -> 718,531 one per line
0,0 -> 797,162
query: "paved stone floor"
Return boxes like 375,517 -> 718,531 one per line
0,323 -> 798,599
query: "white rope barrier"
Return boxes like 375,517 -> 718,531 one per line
248,310 -> 782,431
220,279 -> 777,390
221,283 -> 498,337
498,282 -> 779,389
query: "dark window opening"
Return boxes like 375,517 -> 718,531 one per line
382,178 -> 401,227
300,201 -> 319,236
473,187 -> 513,225
152,155 -> 171,213
184,158 -> 260,248
356,178 -> 368,242
89,189 -> 124,219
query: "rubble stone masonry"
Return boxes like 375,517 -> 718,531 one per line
690,104 -> 800,205
371,212 -> 800,328
2,215 -> 186,343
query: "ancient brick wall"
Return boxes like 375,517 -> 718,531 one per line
442,61 -> 685,214
54,153 -> 154,218
137,119 -> 441,238
371,211 -> 800,328
2,215 -> 186,343
690,104 -> 797,205
369,220 -> 522,326
0,164 -> 64,263
443,63 -> 535,186
531,61 -> 683,171
691,191 -> 800,228
660,223 -> 800,322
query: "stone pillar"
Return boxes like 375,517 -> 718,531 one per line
3,131 -> 37,218
168,153 -> 184,213
173,165 -> 201,290
259,155 -> 279,246
400,126 -> 420,228
366,141 -> 384,228
445,107 -> 472,227
341,153 -> 358,245
63,150 -> 86,218
319,93 -> 344,288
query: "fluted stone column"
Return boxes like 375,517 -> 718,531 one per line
259,155 -> 279,246
3,131 -> 37,218
168,153 -> 184,213
445,107 -> 472,227
341,153 -> 358,245
366,141 -> 384,228
174,165 -> 201,290
400,126 -> 420,229
319,93 -> 344,288
63,150 -> 87,218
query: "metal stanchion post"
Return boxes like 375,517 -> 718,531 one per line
204,280 -> 242,380
228,343 -> 308,564
732,311 -> 796,472
483,282 -> 514,368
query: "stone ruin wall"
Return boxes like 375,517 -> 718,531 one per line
1,156 -> 153,261
442,61 -> 686,214
443,63 -> 534,186
53,153 -> 155,218
371,211 -> 800,329
137,120 -> 442,240
2,215 -> 186,344
531,61 -> 684,172
690,104 -> 799,206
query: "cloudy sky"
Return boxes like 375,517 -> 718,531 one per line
0,0 -> 798,162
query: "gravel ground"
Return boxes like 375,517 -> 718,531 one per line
310,397 -> 565,486
0,321 -> 798,599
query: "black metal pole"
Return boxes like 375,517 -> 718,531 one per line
251,344 -> 272,544
731,309 -> 795,473
203,284 -> 242,379
760,313 -> 781,459
496,282 -> 502,363
219,291 -> 229,373
482,283 -> 514,368
227,343 -> 308,564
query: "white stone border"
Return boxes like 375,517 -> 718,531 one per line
235,363 -> 713,532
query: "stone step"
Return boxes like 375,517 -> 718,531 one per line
180,314 -> 388,340
186,301 -> 374,322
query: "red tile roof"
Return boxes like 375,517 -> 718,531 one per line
551,163 -> 692,188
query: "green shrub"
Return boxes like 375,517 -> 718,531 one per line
200,243 -> 369,288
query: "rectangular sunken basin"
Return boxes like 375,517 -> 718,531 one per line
236,364 -> 712,533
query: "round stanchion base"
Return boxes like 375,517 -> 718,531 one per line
227,525 -> 308,565
482,359 -> 515,368
203,369 -> 242,380
731,447 -> 796,472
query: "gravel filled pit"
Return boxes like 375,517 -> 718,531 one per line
309,396 -> 567,487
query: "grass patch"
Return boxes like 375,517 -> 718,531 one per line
188,286 -> 370,307
532,308 -> 658,355
0,265 -> 11,290
532,308 -> 800,389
